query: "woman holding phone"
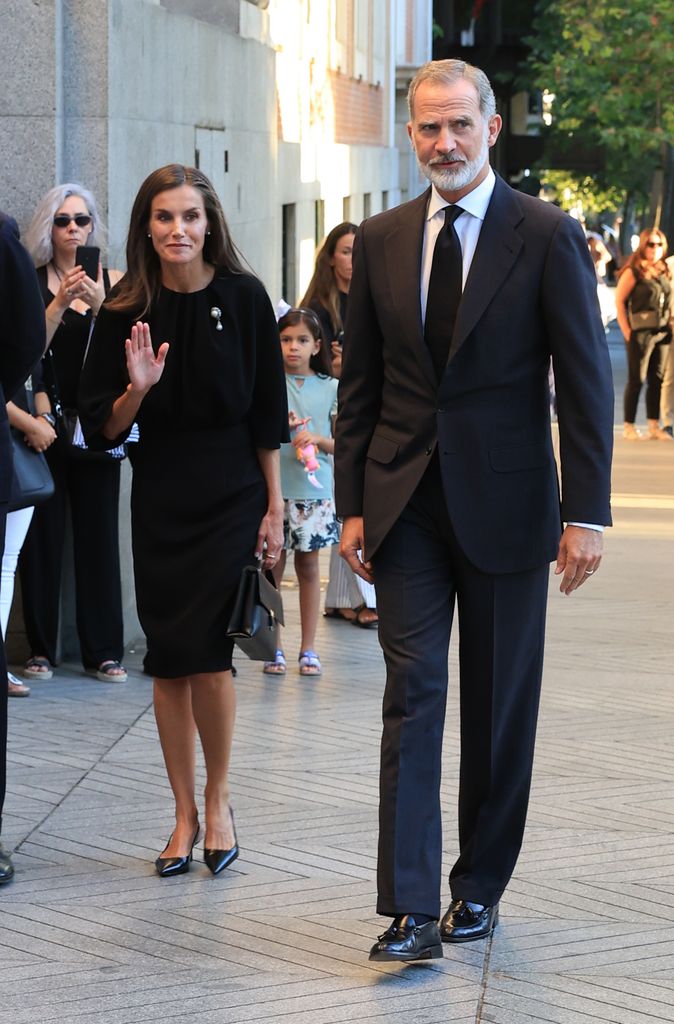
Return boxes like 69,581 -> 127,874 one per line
18,184 -> 128,683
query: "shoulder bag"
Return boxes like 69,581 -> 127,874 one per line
8,431 -> 55,513
628,281 -> 669,332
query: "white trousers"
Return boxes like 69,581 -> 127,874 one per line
324,544 -> 376,610
1,505 -> 34,639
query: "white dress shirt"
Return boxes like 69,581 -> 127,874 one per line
419,168 -> 602,534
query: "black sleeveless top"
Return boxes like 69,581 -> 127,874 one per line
37,264 -> 111,408
629,269 -> 672,336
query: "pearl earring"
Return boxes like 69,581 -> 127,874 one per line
210,307 -> 223,331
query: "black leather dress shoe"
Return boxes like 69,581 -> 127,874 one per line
440,899 -> 498,942
204,809 -> 239,876
0,844 -> 15,885
369,915 -> 443,962
155,822 -> 201,878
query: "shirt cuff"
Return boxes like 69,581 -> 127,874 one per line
567,522 -> 605,532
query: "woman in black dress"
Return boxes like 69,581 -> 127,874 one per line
79,165 -> 287,877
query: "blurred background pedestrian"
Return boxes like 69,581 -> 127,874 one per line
615,228 -> 672,441
301,223 -> 378,629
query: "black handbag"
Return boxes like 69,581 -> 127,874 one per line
8,430 -> 55,512
226,563 -> 284,661
47,329 -> 127,461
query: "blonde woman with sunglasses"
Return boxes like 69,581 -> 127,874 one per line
615,228 -> 672,441
18,185 -> 128,684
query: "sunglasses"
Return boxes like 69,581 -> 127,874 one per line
53,214 -> 92,228
645,239 -> 663,247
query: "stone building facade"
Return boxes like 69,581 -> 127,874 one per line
0,0 -> 431,656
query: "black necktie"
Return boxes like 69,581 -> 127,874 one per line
424,205 -> 464,379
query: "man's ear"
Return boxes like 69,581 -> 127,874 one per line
487,114 -> 502,147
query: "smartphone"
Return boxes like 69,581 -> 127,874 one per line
75,245 -> 100,282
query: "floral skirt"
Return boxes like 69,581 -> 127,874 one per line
283,498 -> 340,552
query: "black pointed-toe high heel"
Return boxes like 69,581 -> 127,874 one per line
155,821 -> 201,878
204,809 -> 239,876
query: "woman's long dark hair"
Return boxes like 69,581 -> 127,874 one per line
278,308 -> 333,377
619,227 -> 670,281
106,164 -> 247,318
299,222 -> 357,338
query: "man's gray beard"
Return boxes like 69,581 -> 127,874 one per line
418,134 -> 489,192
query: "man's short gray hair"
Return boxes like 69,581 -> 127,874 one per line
408,59 -> 497,122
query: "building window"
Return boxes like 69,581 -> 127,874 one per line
343,196 -> 351,221
282,204 -> 297,304
315,199 -> 325,246
363,192 -> 371,218
382,190 -> 389,211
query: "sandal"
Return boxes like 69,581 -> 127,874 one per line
298,650 -> 322,677
324,607 -> 358,623
8,672 -> 30,697
354,604 -> 378,630
263,649 -> 286,675
96,660 -> 128,683
23,656 -> 53,680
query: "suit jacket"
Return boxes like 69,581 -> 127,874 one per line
0,212 -> 46,504
334,175 -> 614,574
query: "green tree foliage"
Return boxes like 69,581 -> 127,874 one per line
538,171 -> 625,218
525,0 -> 674,200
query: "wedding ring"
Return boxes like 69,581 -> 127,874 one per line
66,288 -> 73,297
584,569 -> 594,575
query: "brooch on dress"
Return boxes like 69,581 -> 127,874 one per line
210,307 -> 223,331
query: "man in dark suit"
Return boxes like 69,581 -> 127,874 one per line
334,60 -> 613,961
0,211 -> 46,884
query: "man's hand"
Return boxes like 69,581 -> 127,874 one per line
554,525 -> 603,595
339,515 -> 374,584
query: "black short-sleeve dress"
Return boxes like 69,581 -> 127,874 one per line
78,271 -> 288,678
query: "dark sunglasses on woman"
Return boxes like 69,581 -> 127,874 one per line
53,214 -> 92,228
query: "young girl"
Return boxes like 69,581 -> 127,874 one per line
264,309 -> 340,677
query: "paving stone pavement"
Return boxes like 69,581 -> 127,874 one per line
2,326 -> 674,1023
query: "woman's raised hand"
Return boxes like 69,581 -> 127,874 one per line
125,323 -> 169,396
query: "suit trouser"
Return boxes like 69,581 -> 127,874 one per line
372,459 -> 549,918
19,445 -> 124,668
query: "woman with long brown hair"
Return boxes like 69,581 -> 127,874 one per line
300,221 -> 357,377
615,228 -> 672,440
79,164 -> 288,876
301,222 -> 378,628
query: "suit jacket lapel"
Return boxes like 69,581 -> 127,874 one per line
448,176 -> 524,363
383,189 -> 438,391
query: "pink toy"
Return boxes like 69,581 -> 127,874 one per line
291,415 -> 323,490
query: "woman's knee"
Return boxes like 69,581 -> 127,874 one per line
294,550 -> 319,582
